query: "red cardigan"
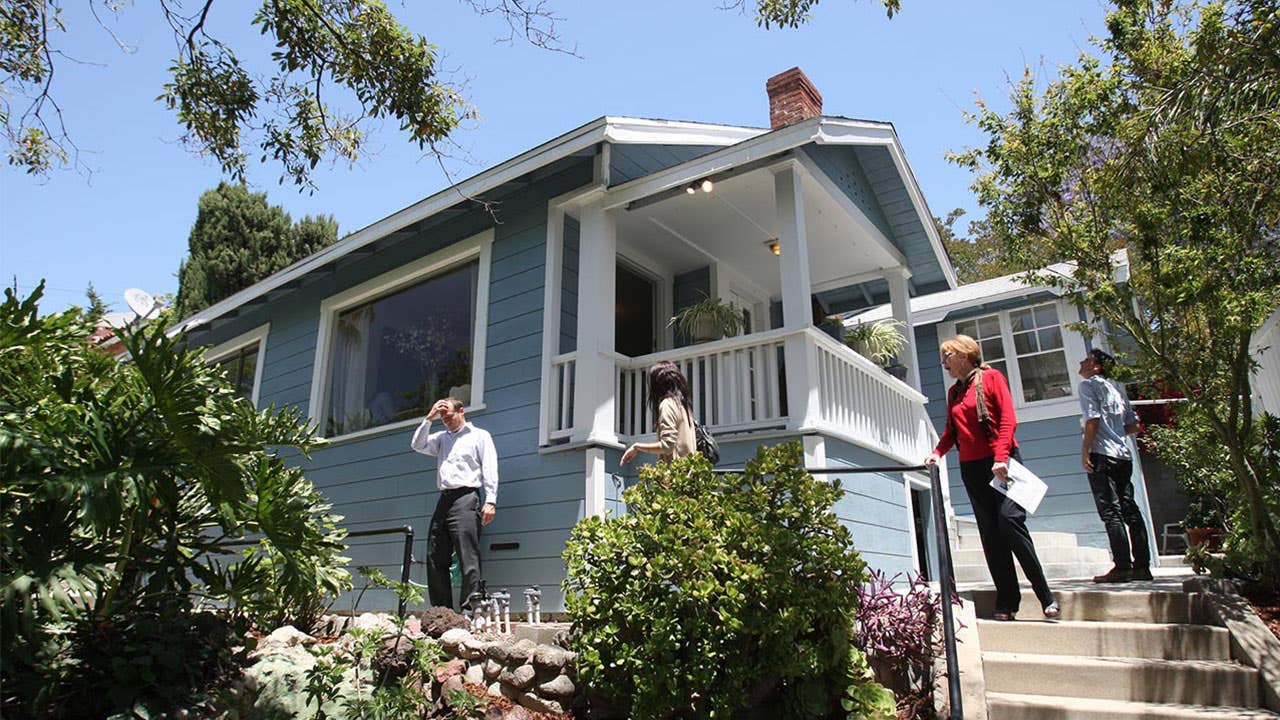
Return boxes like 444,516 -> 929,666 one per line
933,367 -> 1019,463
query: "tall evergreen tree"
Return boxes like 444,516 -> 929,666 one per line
174,183 -> 338,317
83,282 -> 109,322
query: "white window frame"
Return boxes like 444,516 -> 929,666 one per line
205,323 -> 270,407
939,299 -> 1086,422
308,229 -> 493,442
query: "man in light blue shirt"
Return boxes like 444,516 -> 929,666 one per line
411,397 -> 499,611
1078,349 -> 1149,583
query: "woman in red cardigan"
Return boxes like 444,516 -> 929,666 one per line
924,334 -> 1059,621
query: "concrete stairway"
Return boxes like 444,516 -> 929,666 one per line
951,516 -> 1113,584
965,585 -> 1280,719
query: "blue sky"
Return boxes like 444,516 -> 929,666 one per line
0,0 -> 1109,313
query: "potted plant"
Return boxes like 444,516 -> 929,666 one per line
843,319 -> 907,378
1183,492 -> 1226,550
816,314 -> 846,341
669,294 -> 744,344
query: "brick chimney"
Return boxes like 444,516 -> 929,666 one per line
766,67 -> 823,129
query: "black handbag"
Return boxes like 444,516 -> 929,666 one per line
694,421 -> 720,465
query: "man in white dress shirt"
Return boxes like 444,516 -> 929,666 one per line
411,397 -> 498,611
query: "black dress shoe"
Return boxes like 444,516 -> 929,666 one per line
1131,567 -> 1153,581
1093,567 -> 1133,583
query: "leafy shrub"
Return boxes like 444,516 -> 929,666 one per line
854,570 -> 956,717
0,284 -> 350,716
563,442 -> 894,720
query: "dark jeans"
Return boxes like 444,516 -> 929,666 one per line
427,487 -> 483,611
1087,453 -> 1150,570
960,449 -> 1055,615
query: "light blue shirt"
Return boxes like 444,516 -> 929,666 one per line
1079,375 -> 1139,460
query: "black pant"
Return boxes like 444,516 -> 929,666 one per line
427,487 -> 483,611
1087,453 -> 1150,570
960,450 -> 1054,614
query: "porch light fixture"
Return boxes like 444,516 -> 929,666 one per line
765,238 -> 781,256
686,178 -> 714,195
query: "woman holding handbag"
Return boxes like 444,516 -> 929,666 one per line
621,361 -> 697,464
925,335 -> 1059,621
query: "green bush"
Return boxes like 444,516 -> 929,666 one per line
0,284 -> 350,717
563,442 -> 894,720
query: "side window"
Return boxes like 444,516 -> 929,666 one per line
1009,303 -> 1071,402
205,323 -> 269,405
954,314 -> 1008,377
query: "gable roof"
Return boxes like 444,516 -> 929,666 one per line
172,114 -> 957,334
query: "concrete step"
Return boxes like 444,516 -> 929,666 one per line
951,543 -> 1111,567
954,559 -> 1113,584
953,529 -> 1080,551
977,619 -> 1232,660
967,588 -> 1194,623
983,652 -> 1260,707
987,692 -> 1280,720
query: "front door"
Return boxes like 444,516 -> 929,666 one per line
616,264 -> 656,357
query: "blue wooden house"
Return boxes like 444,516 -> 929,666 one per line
178,68 -> 962,609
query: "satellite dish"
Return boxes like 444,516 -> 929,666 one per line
123,288 -> 160,320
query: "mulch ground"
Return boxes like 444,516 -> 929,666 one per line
1240,582 -> 1280,642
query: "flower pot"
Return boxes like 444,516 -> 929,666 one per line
1186,527 -> 1223,550
884,365 -> 909,381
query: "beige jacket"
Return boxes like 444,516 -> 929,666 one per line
657,396 -> 697,461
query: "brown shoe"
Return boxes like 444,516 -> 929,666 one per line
1131,567 -> 1153,581
1093,567 -> 1132,583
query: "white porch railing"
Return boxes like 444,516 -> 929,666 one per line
543,327 -> 933,464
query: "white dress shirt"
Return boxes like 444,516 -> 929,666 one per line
410,419 -> 499,504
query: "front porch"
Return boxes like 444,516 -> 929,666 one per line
535,136 -> 946,480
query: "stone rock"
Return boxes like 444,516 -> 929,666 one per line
537,673 -> 576,698
403,615 -> 422,636
421,606 -> 470,638
373,634 -> 417,681
498,681 -> 522,701
498,664 -> 536,690
552,628 -> 572,649
505,639 -> 537,663
488,680 -> 504,697
486,639 -> 513,662
440,627 -> 472,650
464,662 -> 486,685
440,675 -> 465,703
518,692 -> 564,715
351,612 -> 398,638
249,626 -> 316,659
243,645 -> 344,718
531,644 -> 571,671
486,705 -> 533,720
434,658 -> 467,684
458,636 -> 488,660
484,659 -> 503,680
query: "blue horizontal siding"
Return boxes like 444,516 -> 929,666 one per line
608,144 -> 722,185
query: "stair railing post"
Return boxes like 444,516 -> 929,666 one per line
928,462 -> 963,720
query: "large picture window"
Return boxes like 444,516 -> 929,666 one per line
949,301 -> 1079,410
324,261 -> 479,437
311,230 -> 492,440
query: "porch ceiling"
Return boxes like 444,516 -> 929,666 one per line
613,166 -> 899,297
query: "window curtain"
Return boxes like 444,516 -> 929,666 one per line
328,306 -> 374,434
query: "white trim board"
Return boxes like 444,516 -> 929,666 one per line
204,322 -> 270,408
307,229 -> 493,437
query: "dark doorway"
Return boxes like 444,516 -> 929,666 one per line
616,264 -> 656,357
911,488 -> 932,581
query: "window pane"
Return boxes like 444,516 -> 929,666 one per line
1013,331 -> 1037,354
978,316 -> 1001,337
988,360 -> 1008,376
1020,352 -> 1071,402
325,261 -> 479,436
238,348 -> 258,399
1010,309 -> 1032,332
956,319 -> 977,337
1034,304 -> 1059,327
980,337 -> 1005,362
1038,326 -> 1063,351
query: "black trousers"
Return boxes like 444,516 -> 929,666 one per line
427,487 -> 483,611
960,450 -> 1055,614
1087,453 -> 1150,570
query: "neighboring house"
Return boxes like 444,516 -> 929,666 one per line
173,67 -> 961,609
1251,307 -> 1280,417
89,310 -> 146,357
851,251 -> 1166,557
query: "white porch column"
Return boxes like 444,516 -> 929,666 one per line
572,202 -> 619,445
887,266 -> 921,391
584,448 -> 607,518
774,163 -> 820,431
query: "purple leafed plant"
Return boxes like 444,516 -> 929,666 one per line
853,569 -> 957,674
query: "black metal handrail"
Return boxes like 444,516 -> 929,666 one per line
708,462 -> 962,720
346,525 -> 415,618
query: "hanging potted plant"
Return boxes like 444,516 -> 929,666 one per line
670,294 -> 744,344
843,319 -> 908,379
